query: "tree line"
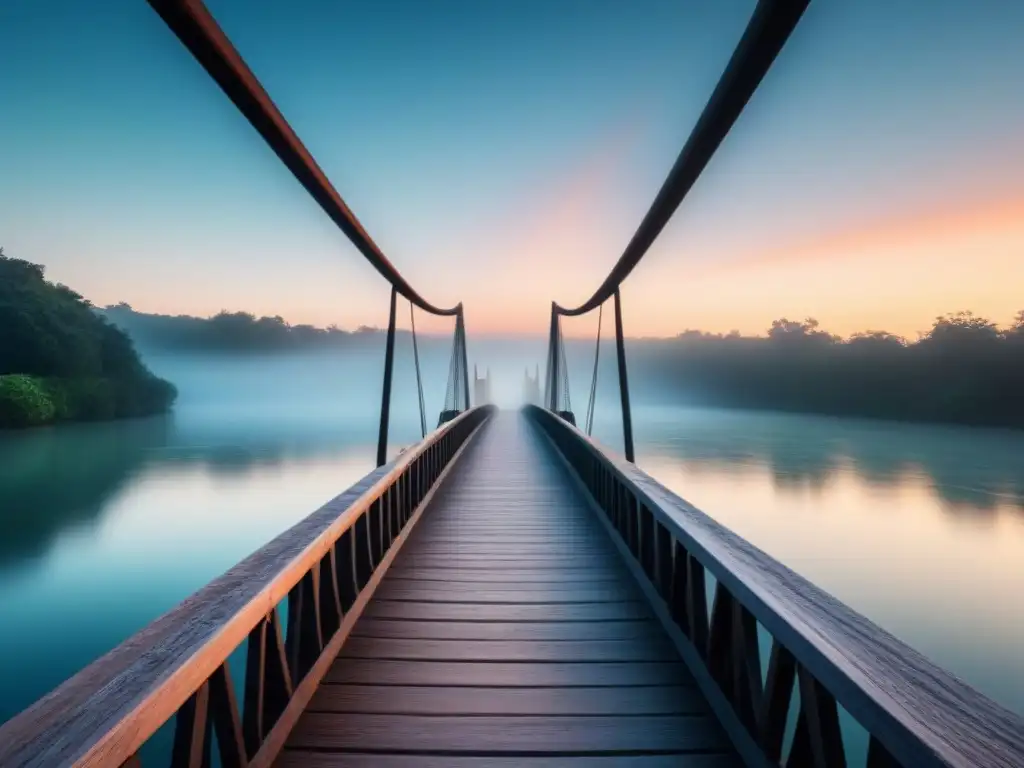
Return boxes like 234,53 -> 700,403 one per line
0,250 -> 177,428
102,304 -> 387,353
631,312 -> 1024,430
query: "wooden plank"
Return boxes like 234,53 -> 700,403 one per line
382,571 -> 626,584
308,685 -> 708,715
340,637 -> 677,662
362,601 -> 653,622
386,562 -> 626,572
352,619 -> 661,641
287,713 -> 731,753
373,583 -> 639,603
393,556 -> 617,567
325,660 -> 692,687
277,754 -> 741,767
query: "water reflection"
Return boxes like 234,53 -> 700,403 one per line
0,411 -> 381,725
614,406 -> 1024,516
0,418 -> 170,573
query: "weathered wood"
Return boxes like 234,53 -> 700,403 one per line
276,753 -> 742,767
362,601 -> 653,622
760,640 -> 796,761
287,713 -> 732,753
283,414 -> 726,761
243,619 -> 268,756
208,663 -> 246,768
382,569 -> 626,583
308,685 -> 709,716
793,664 -> 847,768
170,681 -> 209,768
339,637 -> 677,662
0,406 -> 494,768
373,583 -> 640,603
528,404 -> 1024,768
352,618 -> 661,641
731,601 -> 763,733
247,412 -> 492,768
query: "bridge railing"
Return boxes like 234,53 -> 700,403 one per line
528,405 -> 1024,768
0,405 -> 495,768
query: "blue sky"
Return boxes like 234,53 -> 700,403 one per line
2,0 -> 1022,337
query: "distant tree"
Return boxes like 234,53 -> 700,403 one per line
923,311 -> 1000,344
767,317 -> 837,344
848,330 -> 906,349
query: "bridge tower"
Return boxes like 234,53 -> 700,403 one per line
473,365 -> 492,405
522,365 -> 541,405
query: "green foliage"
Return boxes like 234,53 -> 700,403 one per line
640,310 -> 1024,430
0,375 -> 56,428
0,248 -> 177,429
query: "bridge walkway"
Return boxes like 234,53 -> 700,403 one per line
276,411 -> 739,766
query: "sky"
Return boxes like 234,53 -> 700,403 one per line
2,0 -> 1023,339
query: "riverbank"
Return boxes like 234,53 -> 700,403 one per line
0,249 -> 177,430
0,374 -> 176,429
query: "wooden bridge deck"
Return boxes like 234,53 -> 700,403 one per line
276,412 -> 740,766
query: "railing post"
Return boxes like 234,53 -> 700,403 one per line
613,288 -> 635,462
376,286 -> 398,467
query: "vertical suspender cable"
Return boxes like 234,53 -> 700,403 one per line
458,308 -> 471,411
558,319 -> 572,414
546,304 -> 559,412
613,288 -> 634,462
585,303 -> 603,436
409,301 -> 427,439
376,286 -> 398,467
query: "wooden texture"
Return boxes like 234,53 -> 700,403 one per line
277,754 -> 741,767
287,713 -> 730,752
307,685 -> 708,715
528,404 -> 1024,768
352,618 -> 663,640
280,412 -> 736,764
0,406 -> 492,768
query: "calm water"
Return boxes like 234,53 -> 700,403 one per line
2,381 -> 1023,729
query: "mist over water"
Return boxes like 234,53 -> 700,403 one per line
1,343 -> 1023,727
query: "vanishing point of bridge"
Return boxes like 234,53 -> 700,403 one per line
3,1 -> 1024,766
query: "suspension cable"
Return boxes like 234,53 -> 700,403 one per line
553,0 -> 809,317
147,0 -> 459,317
585,303 -> 603,435
409,301 -> 427,439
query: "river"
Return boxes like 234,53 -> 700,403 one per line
1,354 -> 1023,731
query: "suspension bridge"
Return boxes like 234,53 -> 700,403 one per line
2,1 -> 1023,766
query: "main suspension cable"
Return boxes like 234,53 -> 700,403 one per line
553,0 -> 810,317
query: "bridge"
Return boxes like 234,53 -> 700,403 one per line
2,0 -> 1023,766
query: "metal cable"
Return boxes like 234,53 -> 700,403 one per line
554,0 -> 810,317
558,319 -> 572,414
585,303 -> 603,435
146,0 -> 459,317
409,301 -> 427,438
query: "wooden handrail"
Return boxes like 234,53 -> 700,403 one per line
0,405 -> 495,767
527,405 -> 1024,768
